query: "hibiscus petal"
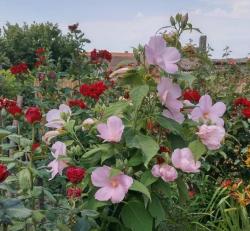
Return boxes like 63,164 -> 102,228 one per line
97,123 -> 110,141
151,164 -> 161,178
95,186 -> 112,201
116,174 -> 133,191
91,166 -> 110,187
162,47 -> 181,63
199,95 -> 212,112
59,104 -> 72,115
211,102 -> 226,117
46,109 -> 60,123
110,184 -> 127,203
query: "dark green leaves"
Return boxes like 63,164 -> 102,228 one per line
121,201 -> 153,231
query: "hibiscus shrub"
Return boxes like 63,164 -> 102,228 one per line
0,13 -> 249,231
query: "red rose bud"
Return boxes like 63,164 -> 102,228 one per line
146,119 -> 154,130
25,107 -> 42,124
68,99 -> 86,109
159,146 -> 170,153
7,105 -> 22,117
188,190 -> 196,198
67,187 -> 82,198
32,143 -> 40,152
66,166 -> 86,184
242,108 -> 250,118
35,47 -> 45,55
0,164 -> 9,183
156,156 -> 165,165
48,71 -> 57,79
183,89 -> 201,103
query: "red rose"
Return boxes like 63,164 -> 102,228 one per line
99,50 -> 112,62
80,81 -> 107,100
183,89 -> 201,103
242,108 -> 250,118
0,164 -> 9,183
32,143 -> 40,152
68,99 -> 86,109
25,107 -> 42,124
66,166 -> 86,184
234,97 -> 250,107
67,187 -> 82,198
35,47 -> 45,55
90,49 -> 98,62
10,63 -> 28,75
7,105 -> 22,117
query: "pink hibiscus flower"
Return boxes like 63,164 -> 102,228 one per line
157,77 -> 184,123
91,166 -> 133,203
190,95 -> 226,126
48,141 -> 68,180
97,116 -> 124,142
145,36 -> 181,74
196,124 -> 225,150
45,104 -> 71,129
171,148 -> 201,173
151,163 -> 178,182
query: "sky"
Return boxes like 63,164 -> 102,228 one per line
0,0 -> 250,58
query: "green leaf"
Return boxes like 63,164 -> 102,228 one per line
148,194 -> 166,226
103,101 -> 129,119
109,168 -> 122,177
128,152 -> 143,167
130,85 -> 149,110
18,168 -> 32,191
121,201 -> 153,231
156,115 -> 182,136
127,134 -> 159,167
44,189 -> 57,203
152,180 -> 171,198
32,210 -> 45,223
140,170 -> 157,187
130,180 -> 151,200
72,217 -> 91,231
120,69 -> 145,87
64,120 -> 75,134
81,144 -> 111,159
188,139 -> 206,160
0,128 -> 11,140
176,177 -> 189,204
1,199 -> 32,220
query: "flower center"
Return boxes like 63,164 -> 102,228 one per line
110,179 -> 119,188
203,112 -> 209,119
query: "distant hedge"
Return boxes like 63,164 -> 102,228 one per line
0,22 -> 90,70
